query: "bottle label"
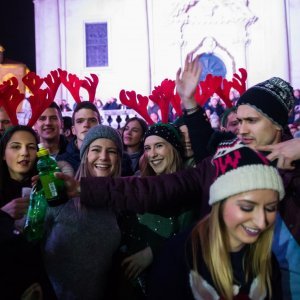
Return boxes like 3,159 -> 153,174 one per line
48,182 -> 58,197
40,174 -> 59,200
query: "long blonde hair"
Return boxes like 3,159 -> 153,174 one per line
191,201 -> 274,300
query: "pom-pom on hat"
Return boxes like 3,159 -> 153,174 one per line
80,125 -> 123,159
144,123 -> 183,156
209,138 -> 284,205
237,77 -> 295,128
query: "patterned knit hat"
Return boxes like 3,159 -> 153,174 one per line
209,138 -> 284,205
144,123 -> 183,155
80,125 -> 123,159
237,77 -> 295,128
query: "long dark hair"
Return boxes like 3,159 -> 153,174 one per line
0,125 -> 39,190
122,117 -> 148,151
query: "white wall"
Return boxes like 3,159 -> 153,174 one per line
65,0 -> 150,101
288,0 -> 300,88
34,0 -> 300,105
246,0 -> 289,86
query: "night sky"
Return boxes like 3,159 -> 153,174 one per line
0,0 -> 36,71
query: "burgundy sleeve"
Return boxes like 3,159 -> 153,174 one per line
80,162 -> 212,216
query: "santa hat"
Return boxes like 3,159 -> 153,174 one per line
209,138 -> 284,205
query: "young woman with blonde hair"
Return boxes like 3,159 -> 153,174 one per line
148,139 -> 284,300
118,123 -> 198,299
43,125 -> 123,299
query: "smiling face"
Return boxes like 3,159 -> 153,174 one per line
144,135 -> 175,175
236,105 -> 281,148
35,108 -> 62,142
87,138 -> 120,177
4,131 -> 37,181
122,120 -> 144,152
222,189 -> 279,252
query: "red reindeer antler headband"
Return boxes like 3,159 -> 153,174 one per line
119,79 -> 183,125
58,69 -> 99,103
0,69 -> 100,126
194,68 -> 247,108
118,69 -> 247,124
0,77 -> 25,125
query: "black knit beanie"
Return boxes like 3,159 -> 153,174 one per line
144,123 -> 183,155
237,77 -> 295,128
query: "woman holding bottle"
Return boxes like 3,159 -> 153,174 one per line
0,125 -> 56,299
42,125 -> 123,299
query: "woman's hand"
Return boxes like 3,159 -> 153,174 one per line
121,246 -> 153,279
176,53 -> 202,109
1,197 -> 29,219
54,172 -> 80,198
32,173 -> 80,199
31,175 -> 39,187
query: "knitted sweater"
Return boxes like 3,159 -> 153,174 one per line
42,199 -> 121,300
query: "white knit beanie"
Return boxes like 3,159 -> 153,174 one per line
209,138 -> 285,205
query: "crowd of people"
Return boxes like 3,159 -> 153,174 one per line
0,53 -> 300,300
51,84 -> 300,139
58,95 -> 182,126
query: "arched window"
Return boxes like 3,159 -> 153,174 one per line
199,53 -> 227,81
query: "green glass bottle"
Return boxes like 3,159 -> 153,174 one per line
24,182 -> 48,241
37,143 -> 67,206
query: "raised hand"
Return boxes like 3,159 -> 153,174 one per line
176,53 -> 202,109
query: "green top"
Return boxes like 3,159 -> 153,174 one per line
137,210 -> 197,255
